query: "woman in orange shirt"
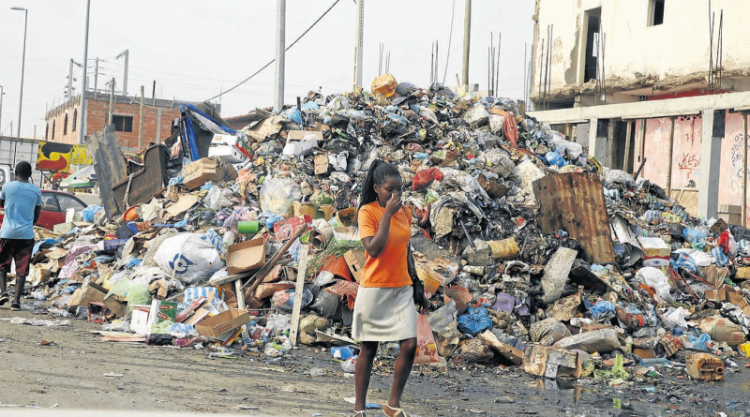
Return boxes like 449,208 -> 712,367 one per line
351,159 -> 426,417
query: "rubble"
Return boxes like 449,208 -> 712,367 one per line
10,74 -> 750,400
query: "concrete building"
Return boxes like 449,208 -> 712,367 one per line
44,92 -> 198,152
529,0 -> 750,223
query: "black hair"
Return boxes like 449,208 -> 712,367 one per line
15,161 -> 32,179
358,159 -> 401,210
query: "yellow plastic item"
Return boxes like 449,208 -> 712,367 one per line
371,73 -> 397,98
739,342 -> 750,357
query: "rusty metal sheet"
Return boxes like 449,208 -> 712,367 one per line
532,172 -> 615,264
86,125 -> 127,219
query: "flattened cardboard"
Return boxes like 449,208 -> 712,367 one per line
195,309 -> 250,337
68,281 -> 107,308
226,238 -> 266,274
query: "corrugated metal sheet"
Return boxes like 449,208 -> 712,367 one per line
532,172 -> 615,264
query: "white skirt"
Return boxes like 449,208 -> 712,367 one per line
352,285 -> 417,342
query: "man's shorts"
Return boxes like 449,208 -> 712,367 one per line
0,238 -> 35,277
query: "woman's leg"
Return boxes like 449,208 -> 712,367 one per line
354,341 -> 379,411
388,337 -> 417,408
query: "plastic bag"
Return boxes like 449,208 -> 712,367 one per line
154,233 -> 223,284
412,167 -> 444,191
590,300 -> 616,320
272,288 -> 313,311
82,205 -> 104,222
205,185 -> 233,211
636,267 -> 671,301
371,73 -> 397,98
457,307 -> 493,335
545,151 -> 565,167
259,178 -> 302,217
414,314 -> 440,365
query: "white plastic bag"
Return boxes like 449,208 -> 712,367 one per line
205,185 -> 233,211
636,267 -> 671,300
260,178 -> 302,216
154,233 -> 223,284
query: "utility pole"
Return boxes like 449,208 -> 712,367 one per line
273,0 -> 286,113
94,57 -> 99,99
0,85 -> 4,137
352,0 -> 364,90
139,85 -> 144,148
11,7 -> 28,137
67,59 -> 74,99
117,49 -> 129,96
78,0 -> 91,145
462,0 -> 471,87
108,78 -> 115,125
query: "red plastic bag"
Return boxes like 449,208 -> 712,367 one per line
414,314 -> 440,364
412,167 -> 444,191
503,111 -> 519,148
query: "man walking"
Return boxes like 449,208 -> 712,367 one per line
0,161 -> 41,310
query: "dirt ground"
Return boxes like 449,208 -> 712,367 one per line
1,307 -> 750,417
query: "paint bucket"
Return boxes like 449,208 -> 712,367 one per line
238,220 -> 260,234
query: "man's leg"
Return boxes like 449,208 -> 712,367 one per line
0,238 -> 11,303
11,239 -> 34,308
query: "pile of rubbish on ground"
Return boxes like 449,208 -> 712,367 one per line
12,73 -> 750,386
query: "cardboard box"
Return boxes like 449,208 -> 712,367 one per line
104,296 -> 128,318
208,145 -> 248,164
183,158 -> 225,190
343,250 -> 366,282
226,238 -> 266,274
313,148 -> 329,175
69,282 -> 107,308
130,308 -> 150,336
638,236 -> 671,267
195,309 -> 250,337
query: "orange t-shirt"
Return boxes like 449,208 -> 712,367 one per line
358,201 -> 413,288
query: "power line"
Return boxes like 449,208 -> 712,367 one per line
204,0 -> 342,102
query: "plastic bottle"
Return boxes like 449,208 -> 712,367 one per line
640,358 -> 670,368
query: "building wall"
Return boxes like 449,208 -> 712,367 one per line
44,97 -> 180,152
634,112 -> 750,223
533,0 -> 750,102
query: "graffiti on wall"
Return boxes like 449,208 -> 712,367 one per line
550,37 -> 565,66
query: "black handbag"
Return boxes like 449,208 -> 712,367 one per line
407,244 -> 427,310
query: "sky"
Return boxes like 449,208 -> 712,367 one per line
0,0 -> 535,138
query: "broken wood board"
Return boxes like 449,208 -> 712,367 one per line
532,172 -> 615,264
166,194 -> 199,218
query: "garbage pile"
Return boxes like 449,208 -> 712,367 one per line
13,73 -> 750,387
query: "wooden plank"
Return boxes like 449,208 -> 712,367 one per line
532,172 -> 615,264
288,245 -> 309,347
235,278 -> 250,341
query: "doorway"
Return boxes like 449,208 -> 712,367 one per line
583,8 -> 602,83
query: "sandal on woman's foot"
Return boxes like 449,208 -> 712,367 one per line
384,404 -> 408,417
350,411 -> 367,417
0,293 -> 9,306
10,303 -> 20,311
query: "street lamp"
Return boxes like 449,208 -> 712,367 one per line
11,6 -> 28,138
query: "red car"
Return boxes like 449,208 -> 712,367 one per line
0,189 -> 88,231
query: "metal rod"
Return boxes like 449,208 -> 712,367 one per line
743,112 -> 748,227
462,0 -> 471,86
538,38 -> 544,104
273,0 -> 286,113
459,219 -> 476,250
666,117 -> 676,196
442,0 -> 456,85
138,85 -> 144,148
